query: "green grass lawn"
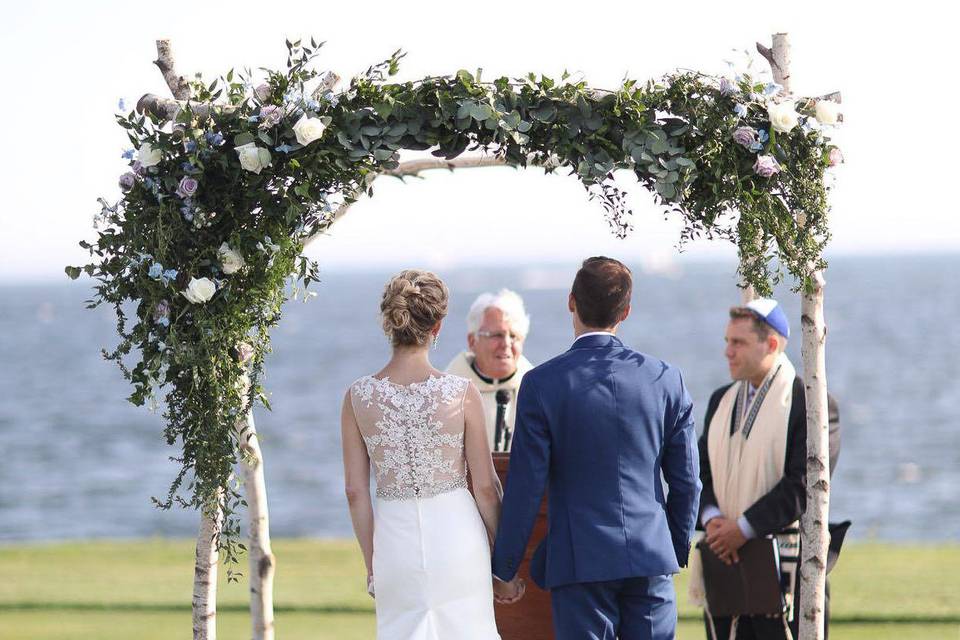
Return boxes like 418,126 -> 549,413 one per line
1,539 -> 957,639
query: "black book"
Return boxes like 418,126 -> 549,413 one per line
697,538 -> 785,617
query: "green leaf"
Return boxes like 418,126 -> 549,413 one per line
65,266 -> 82,280
500,111 -> 521,130
516,120 -> 532,133
234,132 -> 255,147
656,182 -> 676,198
531,104 -> 557,123
577,95 -> 591,117
471,104 -> 493,121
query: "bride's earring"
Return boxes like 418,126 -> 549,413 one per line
432,334 -> 439,350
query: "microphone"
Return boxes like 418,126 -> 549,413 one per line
494,390 -> 510,452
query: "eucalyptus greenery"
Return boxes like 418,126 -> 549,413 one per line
68,39 -> 839,557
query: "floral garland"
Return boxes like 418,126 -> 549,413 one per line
67,40 -> 841,555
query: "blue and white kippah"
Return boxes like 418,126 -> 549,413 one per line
745,298 -> 790,339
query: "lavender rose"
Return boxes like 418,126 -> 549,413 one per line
753,155 -> 780,178
255,83 -> 272,102
732,126 -> 758,148
153,300 -> 171,325
119,172 -> 137,192
259,105 -> 283,129
176,176 -> 199,198
719,77 -> 737,96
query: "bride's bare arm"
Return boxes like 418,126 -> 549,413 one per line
463,383 -> 503,547
341,390 -> 374,579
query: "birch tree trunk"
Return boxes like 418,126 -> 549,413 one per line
193,498 -> 222,640
799,271 -> 830,639
238,409 -> 276,640
154,39 -> 229,640
759,32 -> 832,640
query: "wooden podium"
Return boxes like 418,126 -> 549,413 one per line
490,452 -> 554,639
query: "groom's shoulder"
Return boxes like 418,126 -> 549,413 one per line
619,345 -> 680,377
526,351 -> 574,378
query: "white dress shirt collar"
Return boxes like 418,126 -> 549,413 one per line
573,331 -> 617,345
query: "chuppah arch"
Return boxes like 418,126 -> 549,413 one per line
69,32 -> 839,640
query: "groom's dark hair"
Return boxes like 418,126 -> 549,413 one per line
571,257 -> 632,328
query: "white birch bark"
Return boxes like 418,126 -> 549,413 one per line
193,499 -> 222,640
302,154 -> 509,248
150,40 -> 243,638
153,41 -> 228,640
237,404 -> 276,640
798,271 -> 830,639
759,32 -> 832,640
155,39 -> 192,100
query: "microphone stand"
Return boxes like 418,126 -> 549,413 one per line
494,389 -> 510,452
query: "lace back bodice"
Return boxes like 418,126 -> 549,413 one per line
350,374 -> 471,500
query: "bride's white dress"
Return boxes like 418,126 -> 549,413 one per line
350,373 -> 501,640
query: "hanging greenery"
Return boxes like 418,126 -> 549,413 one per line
67,39 -> 841,556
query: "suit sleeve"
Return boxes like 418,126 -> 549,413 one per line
696,386 -> 727,530
662,369 -> 702,568
828,392 -> 841,476
491,374 -> 551,582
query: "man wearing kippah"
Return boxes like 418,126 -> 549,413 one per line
689,299 -> 841,640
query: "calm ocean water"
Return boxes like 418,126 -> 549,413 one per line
1,255 -> 958,542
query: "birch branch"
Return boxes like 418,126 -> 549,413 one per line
302,154 -> 512,249
155,39 -> 192,101
756,35 -> 792,94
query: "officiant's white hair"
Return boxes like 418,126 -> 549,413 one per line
466,289 -> 531,337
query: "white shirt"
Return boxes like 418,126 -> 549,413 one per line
573,331 -> 617,344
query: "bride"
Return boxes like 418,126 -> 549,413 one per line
341,269 -> 523,639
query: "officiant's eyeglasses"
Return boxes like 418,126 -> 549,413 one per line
476,330 -> 524,344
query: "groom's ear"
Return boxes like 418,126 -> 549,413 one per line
568,293 -> 576,314
619,303 -> 631,323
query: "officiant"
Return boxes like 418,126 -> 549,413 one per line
446,289 -> 533,452
691,299 -> 841,640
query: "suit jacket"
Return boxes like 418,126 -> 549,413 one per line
491,334 -> 702,589
698,376 -> 841,537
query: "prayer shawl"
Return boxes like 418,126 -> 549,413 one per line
688,353 -> 801,626
445,351 -> 533,450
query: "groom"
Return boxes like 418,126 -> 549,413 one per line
492,257 -> 701,640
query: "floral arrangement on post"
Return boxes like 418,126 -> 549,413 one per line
67,39 -> 841,556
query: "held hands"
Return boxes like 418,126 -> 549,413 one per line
493,576 -> 526,604
705,517 -> 747,566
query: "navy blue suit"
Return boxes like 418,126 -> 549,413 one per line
492,334 -> 701,640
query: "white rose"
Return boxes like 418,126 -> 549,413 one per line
292,114 -> 326,146
767,101 -> 800,134
235,142 -> 272,174
815,100 -> 841,126
182,277 -> 217,304
137,142 -> 162,168
218,242 -> 246,275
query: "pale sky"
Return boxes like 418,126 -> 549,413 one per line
2,0 -> 957,282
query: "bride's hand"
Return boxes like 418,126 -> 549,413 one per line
366,573 -> 375,599
493,576 -> 525,604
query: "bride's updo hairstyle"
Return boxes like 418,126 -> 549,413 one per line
380,270 -> 449,347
